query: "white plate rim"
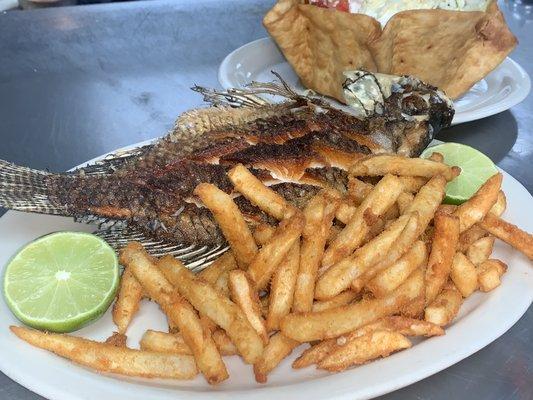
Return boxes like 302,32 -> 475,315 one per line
218,37 -> 531,126
0,141 -> 532,400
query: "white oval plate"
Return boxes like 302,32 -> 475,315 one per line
0,143 -> 532,400
218,37 -> 531,126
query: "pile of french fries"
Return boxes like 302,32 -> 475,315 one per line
11,153 -> 533,385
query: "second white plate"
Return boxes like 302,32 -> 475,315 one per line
218,37 -> 531,125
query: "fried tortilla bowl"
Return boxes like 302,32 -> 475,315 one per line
264,0 -> 517,101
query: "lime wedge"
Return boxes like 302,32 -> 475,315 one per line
3,232 -> 119,332
421,143 -> 498,205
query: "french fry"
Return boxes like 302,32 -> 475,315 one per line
349,154 -> 458,181
248,213 -> 304,289
403,175 -> 447,233
214,270 -> 230,297
347,176 -> 373,204
466,236 -> 495,266
327,224 -> 342,246
479,214 -> 533,260
140,330 -> 237,356
425,212 -> 460,305
312,290 -> 360,312
427,152 -> 444,163
316,214 -> 411,300
281,268 -> 424,342
194,183 -> 257,268
351,212 -> 420,292
253,333 -> 299,383
229,270 -> 268,345
322,174 -> 404,268
105,332 -> 127,348
366,241 -> 427,297
253,223 -> 276,246
396,192 -> 414,215
11,326 -> 198,379
120,243 -> 228,384
490,190 -> 507,217
450,252 -> 478,297
112,267 -> 143,334
477,259 -> 508,292
211,329 -> 238,356
453,173 -> 502,233
438,204 -> 457,215
198,251 -> 238,284
317,330 -> 411,372
335,201 -> 356,225
458,225 -> 488,253
228,164 -> 296,220
156,255 -> 264,364
398,176 -> 428,193
267,241 -> 300,331
424,284 -> 463,326
293,192 -> 338,312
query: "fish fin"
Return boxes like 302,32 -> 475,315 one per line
0,160 -> 67,215
95,227 -> 228,273
73,144 -> 154,175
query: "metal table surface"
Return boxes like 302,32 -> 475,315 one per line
0,0 -> 531,399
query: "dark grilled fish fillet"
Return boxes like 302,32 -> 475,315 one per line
0,72 -> 453,261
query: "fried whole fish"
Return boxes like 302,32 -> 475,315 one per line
0,73 -> 453,264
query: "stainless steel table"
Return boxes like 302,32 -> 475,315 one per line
0,0 -> 531,399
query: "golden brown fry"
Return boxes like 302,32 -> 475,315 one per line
140,330 -> 237,356
105,332 -> 127,348
317,330 -> 411,372
281,268 -> 424,342
11,326 -> 198,379
327,225 -> 342,246
347,176 -> 373,204
458,225 -> 488,253
211,329 -> 238,356
157,255 -> 264,364
427,152 -> 444,163
490,190 -> 507,217
453,173 -> 502,233
404,175 -> 448,233
450,252 -> 478,297
466,236 -> 495,266
214,270 -> 230,297
478,259 -> 508,292
194,183 -> 257,268
121,244 -> 228,384
424,284 -> 463,326
229,270 -> 268,345
228,164 -> 296,220
112,267 -> 143,334
366,241 -> 427,297
398,176 -> 428,193
335,201 -> 356,225
198,252 -> 238,284
253,223 -> 276,246
479,214 -> 533,260
312,290 -> 360,312
438,204 -> 457,215
322,174 -> 404,268
350,154 -> 457,181
248,213 -> 304,289
425,212 -> 460,305
253,333 -> 299,383
267,241 -> 300,331
316,214 -> 411,300
397,192 -> 414,215
293,192 -> 338,312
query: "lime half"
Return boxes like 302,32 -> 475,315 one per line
421,143 -> 498,205
3,232 -> 119,332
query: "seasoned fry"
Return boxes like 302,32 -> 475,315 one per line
466,236 -> 495,266
248,213 -> 304,289
438,204 -> 457,215
396,192 -> 414,215
479,214 -> 533,260
458,225 -> 488,252
281,268 -> 424,342
404,175 -> 447,233
478,259 -> 508,292
312,290 -> 360,312
112,267 -> 143,334
194,183 -> 257,268
253,333 -> 299,383
214,270 -> 230,297
424,284 -> 463,326
425,212 -> 460,305
120,243 -> 228,384
318,330 -> 411,372
228,164 -> 296,220
211,329 -> 238,356
293,192 -> 338,312
140,330 -> 237,356
267,241 -> 300,331
335,201 -> 356,225
229,270 -> 268,345
347,176 -> 373,204
450,252 -> 478,297
316,214 -> 411,300
453,173 -> 502,233
11,326 -> 198,379
350,154 -> 458,181
253,223 -> 276,246
198,252 -> 238,284
157,255 -> 264,364
398,176 -> 428,193
366,241 -> 427,297
322,174 -> 404,268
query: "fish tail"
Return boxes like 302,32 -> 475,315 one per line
0,160 -> 67,215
